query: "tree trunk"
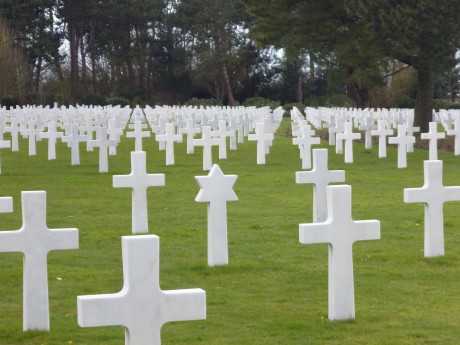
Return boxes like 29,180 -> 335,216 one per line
34,56 -> 42,94
222,63 -> 236,106
89,20 -> 97,94
414,66 -> 434,133
346,81 -> 370,109
80,26 -> 87,93
68,18 -> 79,98
309,51 -> 315,81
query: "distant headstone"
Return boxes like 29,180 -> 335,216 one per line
248,122 -> 274,165
39,121 -> 63,160
371,119 -> 393,158
195,164 -> 238,266
62,124 -> 89,166
0,191 -> 78,331
420,122 -> 445,160
126,120 -> 150,151
447,117 -> 460,155
336,122 -> 361,163
404,160 -> 460,257
77,235 -> 206,345
193,126 -> 219,171
88,127 -> 118,173
113,151 -> 165,234
296,149 -> 345,222
299,185 -> 380,320
156,122 -> 182,166
388,124 -> 414,168
292,125 -> 321,170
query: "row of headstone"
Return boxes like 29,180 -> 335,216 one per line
0,104 -> 284,172
291,106 -> 460,169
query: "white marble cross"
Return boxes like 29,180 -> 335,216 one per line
371,119 -> 393,158
299,185 -> 380,320
107,118 -> 123,155
446,117 -> 460,155
88,127 -> 118,173
248,122 -> 274,165
113,151 -> 165,234
195,164 -> 238,266
293,125 -> 320,170
21,119 -> 40,156
214,120 -> 233,159
62,124 -> 89,165
179,118 -> 201,154
420,122 -> 445,160
77,235 -> 206,345
405,120 -> 420,153
0,191 -> 78,331
126,120 -> 150,151
404,160 -> 460,257
359,116 -> 376,150
296,149 -> 345,222
4,117 -> 20,151
39,121 -> 63,160
388,124 -> 414,168
336,122 -> 361,163
156,122 -> 182,166
193,126 -> 219,171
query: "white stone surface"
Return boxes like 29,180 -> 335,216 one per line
248,122 -> 274,165
126,120 -> 150,151
88,127 -> 118,173
404,160 -> 460,257
371,119 -> 393,158
388,124 -> 414,168
296,149 -> 345,222
421,122 -> 445,160
336,122 -> 361,163
156,122 -> 182,166
113,151 -> 165,234
446,117 -> 460,155
39,121 -> 62,160
179,118 -> 201,154
77,235 -> 206,345
195,164 -> 238,266
292,125 -> 320,170
62,124 -> 89,165
193,126 -> 219,171
299,185 -> 380,320
0,191 -> 78,331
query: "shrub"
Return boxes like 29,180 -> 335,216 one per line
80,94 -> 107,106
107,96 -> 130,107
1,96 -> 18,109
184,97 -> 221,107
243,97 -> 281,109
394,96 -> 415,109
433,99 -> 460,111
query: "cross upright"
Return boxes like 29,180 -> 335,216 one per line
247,122 -> 274,165
107,118 -> 123,155
214,119 -> 234,159
388,124 -> 414,168
113,151 -> 165,234
39,121 -> 63,160
179,118 -> 201,154
336,122 -> 361,163
156,122 -> 182,165
296,149 -> 345,222
195,164 -> 238,266
21,119 -> 41,156
420,121 -> 445,160
193,126 -> 219,171
371,119 -> 393,158
88,126 -> 118,173
446,117 -> 460,155
77,235 -> 206,345
404,119 -> 420,152
299,185 -> 380,320
0,191 -> 78,331
404,160 -> 460,257
292,124 -> 321,170
359,115 -> 376,150
62,123 -> 89,165
4,117 -> 20,151
126,120 -> 150,151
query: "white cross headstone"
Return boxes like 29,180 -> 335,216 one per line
296,149 -> 345,222
179,118 -> 200,154
214,120 -> 233,159
156,122 -> 182,166
21,119 -> 40,156
371,119 -> 393,158
195,164 -> 238,266
77,235 -> 206,345
336,122 -> 361,163
404,160 -> 460,257
0,191 -> 78,331
446,117 -> 460,155
39,121 -> 63,160
88,127 -> 118,173
388,124 -> 414,168
113,151 -> 165,234
359,116 -> 376,150
62,124 -> 89,166
4,117 -> 20,152
420,122 -> 445,160
248,122 -> 274,165
292,125 -> 321,170
193,126 -> 219,171
107,118 -> 123,155
299,185 -> 380,320
126,120 -> 150,151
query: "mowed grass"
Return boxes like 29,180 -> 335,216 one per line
0,116 -> 459,344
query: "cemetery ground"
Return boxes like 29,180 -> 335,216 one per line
0,117 -> 459,344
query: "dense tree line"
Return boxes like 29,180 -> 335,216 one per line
0,0 -> 459,129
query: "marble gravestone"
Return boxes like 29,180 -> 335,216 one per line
296,149 -> 345,223
195,164 -> 238,267
299,185 -> 380,320
88,126 -> 118,173
193,126 -> 219,171
404,160 -> 460,257
336,122 -> 361,163
0,191 -> 78,331
126,120 -> 150,152
156,122 -> 182,166
39,121 -> 62,160
420,122 -> 445,160
248,122 -> 274,165
388,124 -> 414,168
292,125 -> 320,170
62,124 -> 89,166
113,151 -> 165,234
77,235 -> 206,345
371,119 -> 393,158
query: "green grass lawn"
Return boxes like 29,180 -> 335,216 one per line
0,117 -> 459,344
